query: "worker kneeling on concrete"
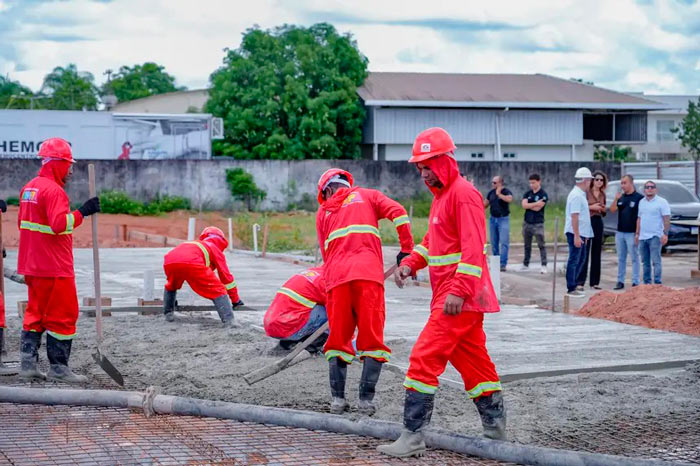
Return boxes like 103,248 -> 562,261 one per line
1,199 -> 17,376
316,168 -> 414,416
378,128 -> 505,458
17,138 -> 101,384
263,266 -> 328,353
163,226 -> 243,326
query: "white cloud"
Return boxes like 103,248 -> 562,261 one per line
0,0 -> 698,94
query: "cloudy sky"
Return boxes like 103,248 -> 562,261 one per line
1,0 -> 698,95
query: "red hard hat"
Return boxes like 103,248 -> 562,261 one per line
38,137 -> 75,163
317,168 -> 354,204
199,226 -> 228,251
410,127 -> 456,163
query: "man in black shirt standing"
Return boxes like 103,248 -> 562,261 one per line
610,175 -> 643,289
518,174 -> 548,274
484,175 -> 513,272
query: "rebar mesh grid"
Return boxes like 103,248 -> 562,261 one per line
0,403 -> 508,465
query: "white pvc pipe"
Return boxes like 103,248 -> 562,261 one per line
228,218 -> 234,252
489,255 -> 501,301
143,270 -> 154,301
187,217 -> 196,241
252,223 -> 261,253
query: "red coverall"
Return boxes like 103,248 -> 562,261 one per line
0,291 -> 5,329
163,239 -> 240,302
264,266 -> 326,339
401,154 -> 502,399
317,187 -> 414,363
17,162 -> 85,340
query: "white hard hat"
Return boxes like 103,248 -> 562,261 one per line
575,167 -> 593,179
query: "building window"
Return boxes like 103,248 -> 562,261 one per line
656,120 -> 676,142
471,152 -> 484,159
503,152 -> 516,159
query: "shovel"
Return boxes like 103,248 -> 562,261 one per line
88,164 -> 124,387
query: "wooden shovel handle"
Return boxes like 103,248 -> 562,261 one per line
88,164 -> 103,343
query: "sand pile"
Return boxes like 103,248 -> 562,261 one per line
576,285 -> 700,336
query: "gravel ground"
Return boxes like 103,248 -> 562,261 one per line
2,311 -> 698,447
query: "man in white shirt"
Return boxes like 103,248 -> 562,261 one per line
564,168 -> 594,297
636,181 -> 671,284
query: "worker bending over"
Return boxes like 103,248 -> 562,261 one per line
17,138 -> 101,383
316,168 -> 414,415
264,266 -> 327,353
163,226 -> 243,325
378,128 -> 505,458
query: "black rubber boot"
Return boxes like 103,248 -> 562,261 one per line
328,357 -> 349,414
305,331 -> 328,355
19,330 -> 46,381
46,334 -> 87,384
0,328 -> 18,376
163,289 -> 177,322
473,391 -> 507,440
377,390 -> 434,457
212,295 -> 235,326
358,357 -> 383,415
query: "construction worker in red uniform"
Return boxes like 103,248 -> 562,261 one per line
263,266 -> 328,354
17,138 -> 101,383
0,198 -> 16,376
316,168 -> 414,415
163,226 -> 243,325
378,128 -> 505,458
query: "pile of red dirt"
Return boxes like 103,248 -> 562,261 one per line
576,285 -> 700,336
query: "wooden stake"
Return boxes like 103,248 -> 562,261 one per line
551,217 -> 559,312
261,224 -> 270,258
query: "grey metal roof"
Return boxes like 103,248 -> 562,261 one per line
358,72 -> 668,110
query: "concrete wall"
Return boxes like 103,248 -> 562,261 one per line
0,159 -> 622,210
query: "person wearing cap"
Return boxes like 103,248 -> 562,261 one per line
564,167 -> 594,298
17,137 -> 100,383
316,168 -> 414,416
378,128 -> 503,458
636,181 -> 671,284
162,226 -> 243,325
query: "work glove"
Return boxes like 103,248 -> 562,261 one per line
2,248 -> 5,258
78,197 -> 101,217
0,199 -> 6,213
232,299 -> 244,309
396,251 -> 410,267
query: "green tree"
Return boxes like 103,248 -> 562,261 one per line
226,168 -> 266,211
0,76 -> 34,109
105,62 -> 185,103
594,145 -> 631,161
42,64 -> 99,110
671,97 -> 700,161
206,23 -> 368,160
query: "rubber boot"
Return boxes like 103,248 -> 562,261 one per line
328,357 -> 349,414
19,330 -> 46,381
358,357 -> 383,416
163,289 -> 177,322
473,391 -> 507,440
377,390 -> 434,457
305,331 -> 328,355
46,334 -> 87,384
0,328 -> 18,376
212,295 -> 235,326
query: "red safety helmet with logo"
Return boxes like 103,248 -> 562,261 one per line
317,168 -> 354,204
410,127 -> 456,163
199,226 -> 228,251
38,137 -> 75,163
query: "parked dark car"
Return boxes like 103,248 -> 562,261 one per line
603,179 -> 700,245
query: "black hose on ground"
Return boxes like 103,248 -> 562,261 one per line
0,386 -> 681,466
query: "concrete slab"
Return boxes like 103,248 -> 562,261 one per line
3,248 -> 698,381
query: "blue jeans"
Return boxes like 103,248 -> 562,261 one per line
639,236 -> 662,284
489,216 -> 510,267
615,232 -> 640,285
566,233 -> 587,292
287,305 -> 327,341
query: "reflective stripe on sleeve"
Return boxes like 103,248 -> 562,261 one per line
277,287 -> 316,308
225,281 -> 237,290
324,224 -> 380,249
466,381 -> 502,399
392,215 -> 410,227
428,252 -> 461,266
457,262 -> 482,278
184,241 -> 210,268
414,244 -> 429,262
62,213 -> 75,234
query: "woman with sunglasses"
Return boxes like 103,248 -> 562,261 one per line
576,171 -> 607,290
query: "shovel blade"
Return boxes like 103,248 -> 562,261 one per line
92,349 -> 124,387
